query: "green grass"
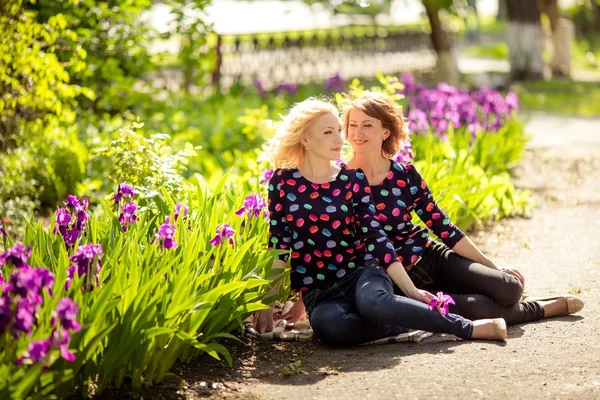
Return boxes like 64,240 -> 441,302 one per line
466,42 -> 509,59
512,79 -> 600,116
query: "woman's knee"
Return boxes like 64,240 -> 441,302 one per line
309,303 -> 357,346
495,275 -> 523,306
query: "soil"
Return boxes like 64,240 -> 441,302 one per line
99,146 -> 600,400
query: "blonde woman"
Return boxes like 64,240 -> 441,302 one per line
330,91 -> 583,326
255,97 -> 507,345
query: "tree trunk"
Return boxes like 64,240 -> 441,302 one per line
423,1 -> 459,85
497,0 -> 508,21
506,0 -> 544,80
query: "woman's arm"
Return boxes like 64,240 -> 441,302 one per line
452,236 -> 525,286
404,163 -> 465,248
387,261 -> 436,305
452,236 -> 498,269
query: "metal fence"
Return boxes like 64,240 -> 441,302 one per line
213,27 -> 452,91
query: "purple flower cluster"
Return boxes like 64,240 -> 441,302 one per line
66,244 -> 103,291
16,298 -> 81,366
53,195 -> 89,248
113,184 -> 138,232
157,217 -> 178,250
209,223 -> 235,246
0,243 -> 81,365
398,73 -> 520,137
393,141 -> 414,165
0,243 -> 31,269
235,194 -> 268,218
325,73 -> 344,93
276,81 -> 297,97
428,292 -> 456,315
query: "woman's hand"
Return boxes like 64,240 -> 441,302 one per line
281,300 -> 307,323
501,267 -> 525,287
408,289 -> 436,306
255,309 -> 274,334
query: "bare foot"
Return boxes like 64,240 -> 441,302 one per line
471,318 -> 507,341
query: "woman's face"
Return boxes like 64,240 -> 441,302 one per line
303,112 -> 343,161
346,107 -> 389,155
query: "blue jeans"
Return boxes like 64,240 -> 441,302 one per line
303,262 -> 473,346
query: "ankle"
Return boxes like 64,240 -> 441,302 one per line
471,318 -> 507,341
539,298 -> 568,318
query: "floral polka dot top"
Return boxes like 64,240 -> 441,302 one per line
370,161 -> 465,266
267,165 -> 400,294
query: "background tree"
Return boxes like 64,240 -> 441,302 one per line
505,0 -> 544,80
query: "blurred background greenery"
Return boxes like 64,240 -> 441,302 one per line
1,0 -> 599,236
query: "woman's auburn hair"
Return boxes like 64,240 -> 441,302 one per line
340,91 -> 409,159
263,97 -> 338,169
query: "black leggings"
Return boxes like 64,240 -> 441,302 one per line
401,242 -> 545,325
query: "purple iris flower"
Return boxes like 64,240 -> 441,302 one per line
209,223 -> 235,246
158,217 -> 178,249
8,266 -> 54,304
13,296 -> 38,336
0,243 -> 32,269
112,183 -> 135,202
235,194 -> 267,218
325,73 -> 344,93
118,202 -> 138,232
52,329 -> 76,362
54,195 -> 89,248
51,298 -> 81,332
260,169 -> 274,186
54,208 -> 71,229
66,244 -> 103,291
429,292 -> 456,315
0,221 -> 7,238
15,338 -> 51,365
174,202 -> 189,221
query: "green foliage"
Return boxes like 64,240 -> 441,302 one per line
1,178 -> 278,397
0,1 -> 89,148
412,130 -> 533,231
27,0 -> 156,115
94,124 -> 199,202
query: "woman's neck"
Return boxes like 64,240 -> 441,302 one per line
299,153 -> 338,183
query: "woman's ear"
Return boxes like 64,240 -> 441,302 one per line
383,129 -> 391,141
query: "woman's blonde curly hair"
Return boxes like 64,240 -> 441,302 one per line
263,98 -> 339,169
340,91 -> 409,159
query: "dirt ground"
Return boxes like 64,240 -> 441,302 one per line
101,145 -> 600,400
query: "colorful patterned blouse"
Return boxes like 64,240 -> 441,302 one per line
267,165 -> 400,294
370,161 -> 465,266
